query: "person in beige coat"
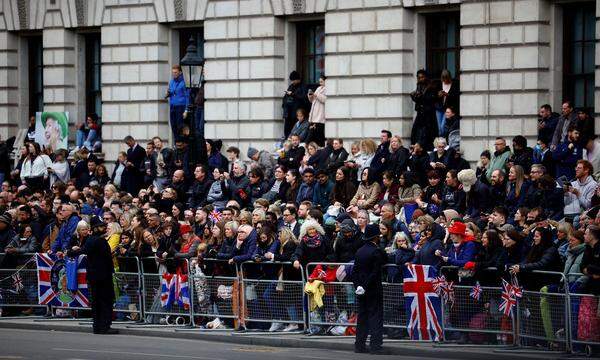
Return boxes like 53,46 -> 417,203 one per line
349,167 -> 381,211
307,74 -> 327,146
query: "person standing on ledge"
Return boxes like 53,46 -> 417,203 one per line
353,224 -> 386,354
166,65 -> 189,142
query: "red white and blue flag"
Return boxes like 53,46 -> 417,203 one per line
403,264 -> 443,341
36,253 -> 89,308
160,273 -> 190,310
209,210 -> 222,224
470,281 -> 482,301
499,279 -> 517,317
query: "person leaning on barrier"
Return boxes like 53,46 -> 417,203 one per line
353,224 -> 386,354
581,224 -> 600,295
68,216 -> 117,335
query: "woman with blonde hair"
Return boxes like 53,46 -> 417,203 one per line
238,210 -> 252,226
506,165 -> 528,217
251,208 -> 266,227
105,221 -> 123,269
354,139 -> 376,182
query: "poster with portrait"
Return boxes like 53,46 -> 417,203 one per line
35,112 -> 69,151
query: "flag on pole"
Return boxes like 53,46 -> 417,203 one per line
470,281 -> 482,301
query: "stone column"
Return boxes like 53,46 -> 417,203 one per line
324,2 -> 415,143
0,29 -> 19,140
100,0 -> 170,162
203,0 -> 286,157
42,28 -> 78,124
459,0 -> 551,162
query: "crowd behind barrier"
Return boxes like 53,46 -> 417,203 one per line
0,252 -> 598,355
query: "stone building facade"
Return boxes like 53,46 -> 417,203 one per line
0,0 -> 598,163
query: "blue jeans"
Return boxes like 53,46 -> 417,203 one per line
170,105 -> 187,141
76,129 -> 100,151
436,110 -> 446,137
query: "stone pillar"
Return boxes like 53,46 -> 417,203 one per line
100,1 -> 170,163
459,0 -> 551,162
324,2 -> 414,143
0,29 -> 19,139
203,1 -> 286,157
42,28 -> 78,124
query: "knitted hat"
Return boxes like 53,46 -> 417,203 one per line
457,169 -> 477,192
180,224 -> 193,234
448,221 -> 466,236
0,213 -> 12,226
247,147 -> 259,159
339,219 -> 355,233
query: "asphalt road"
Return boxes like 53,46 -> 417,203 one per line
0,328 -> 441,360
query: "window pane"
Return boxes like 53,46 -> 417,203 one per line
583,43 -> 594,73
447,19 -> 457,47
571,43 -> 582,74
573,78 -> 584,107
447,52 -> 456,77
585,79 -> 594,108
573,10 -> 583,41
584,11 -> 595,41
297,21 -> 325,85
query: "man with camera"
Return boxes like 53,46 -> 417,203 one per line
564,160 -> 597,223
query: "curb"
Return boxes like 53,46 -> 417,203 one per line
0,320 -> 561,359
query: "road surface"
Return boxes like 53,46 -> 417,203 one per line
0,328 -> 442,360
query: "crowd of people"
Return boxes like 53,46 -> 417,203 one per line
0,64 -> 598,346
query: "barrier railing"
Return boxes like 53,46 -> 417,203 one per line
140,257 -> 193,325
516,270 -> 570,352
305,262 -> 357,334
1,253 -> 598,355
566,272 -> 599,356
240,261 -> 305,329
188,258 -> 240,328
439,266 -> 514,345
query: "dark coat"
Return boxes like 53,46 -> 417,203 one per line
71,234 -> 114,282
123,144 -> 146,195
412,238 -> 443,269
188,177 -> 213,209
324,148 -> 348,176
278,145 -> 305,170
334,231 -> 364,263
353,241 -> 386,293
386,147 -> 410,179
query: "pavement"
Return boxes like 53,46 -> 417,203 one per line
0,317 -> 583,360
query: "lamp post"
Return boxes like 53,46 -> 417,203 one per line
180,36 -> 206,167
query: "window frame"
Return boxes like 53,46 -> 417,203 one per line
425,12 -> 461,81
296,20 -> 325,87
562,2 -> 595,114
85,32 -> 102,118
28,35 -> 44,116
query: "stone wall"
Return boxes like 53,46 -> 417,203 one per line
0,0 -> 597,164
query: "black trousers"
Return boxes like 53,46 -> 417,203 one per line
89,278 -> 115,332
355,291 -> 384,350
306,123 -> 325,147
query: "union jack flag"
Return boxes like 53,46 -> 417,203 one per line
431,275 -> 446,295
403,264 -> 443,341
470,281 -> 482,301
209,210 -> 222,224
442,281 -> 455,307
160,273 -> 175,308
160,273 -> 190,310
499,279 -> 517,317
36,253 -> 89,308
12,274 -> 23,293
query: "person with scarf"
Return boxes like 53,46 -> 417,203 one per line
292,219 -> 330,270
171,224 -> 201,274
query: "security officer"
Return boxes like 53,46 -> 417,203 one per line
70,216 -> 117,334
353,224 -> 386,354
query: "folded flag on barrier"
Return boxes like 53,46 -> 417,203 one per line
470,281 -> 482,301
499,279 -> 517,317
12,273 -> 23,293
160,273 -> 190,310
403,264 -> 443,341
36,253 -> 89,308
161,273 -> 175,308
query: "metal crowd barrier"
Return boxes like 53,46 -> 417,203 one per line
240,261 -> 305,328
305,262 -> 357,332
1,252 -> 599,355
188,258 -> 240,328
515,270 -> 570,352
439,266 -> 514,346
140,257 -> 193,326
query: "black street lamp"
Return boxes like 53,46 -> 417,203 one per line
180,36 -> 206,167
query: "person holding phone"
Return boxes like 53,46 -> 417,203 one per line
306,74 -> 327,147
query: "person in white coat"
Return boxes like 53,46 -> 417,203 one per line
307,74 -> 327,147
20,142 -> 47,191
48,149 -> 70,187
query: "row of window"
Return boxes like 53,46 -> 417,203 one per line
25,3 -> 596,121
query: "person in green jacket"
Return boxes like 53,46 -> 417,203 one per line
486,137 -> 512,182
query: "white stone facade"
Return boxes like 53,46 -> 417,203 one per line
0,0 -> 597,163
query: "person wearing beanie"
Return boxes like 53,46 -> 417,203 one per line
248,147 -> 276,179
170,223 -> 201,270
283,71 -> 309,139
353,221 -> 386,354
334,219 -> 362,263
458,168 -> 492,223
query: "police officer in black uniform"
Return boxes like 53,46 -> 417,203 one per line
353,224 -> 386,354
69,216 -> 117,334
